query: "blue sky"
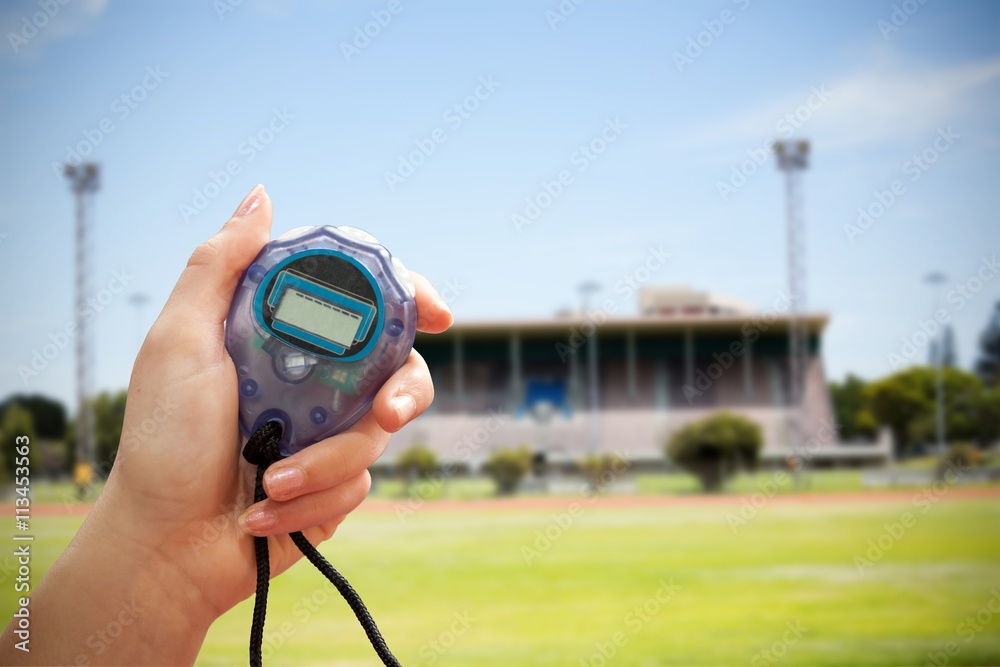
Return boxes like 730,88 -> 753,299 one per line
1,0 -> 998,408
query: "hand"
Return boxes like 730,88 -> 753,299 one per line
1,185 -> 452,665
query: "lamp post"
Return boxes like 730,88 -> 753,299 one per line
578,281 -> 601,456
925,271 -> 948,451
128,293 -> 150,354
64,163 -> 100,499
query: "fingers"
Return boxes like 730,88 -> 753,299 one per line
411,271 -> 453,333
158,185 -> 273,339
256,349 -> 430,509
260,412 -> 389,502
240,471 -> 371,537
371,349 -> 434,433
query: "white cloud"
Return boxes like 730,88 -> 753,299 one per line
1,0 -> 109,63
677,56 -> 1000,159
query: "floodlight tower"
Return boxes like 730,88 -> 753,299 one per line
775,141 -> 809,451
925,271 -> 948,450
64,163 -> 100,499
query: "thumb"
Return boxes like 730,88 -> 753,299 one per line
159,184 -> 273,341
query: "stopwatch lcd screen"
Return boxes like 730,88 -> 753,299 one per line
273,287 -> 363,348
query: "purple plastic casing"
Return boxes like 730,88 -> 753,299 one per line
224,226 -> 417,457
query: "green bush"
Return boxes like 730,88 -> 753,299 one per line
483,446 -> 533,495
936,442 -> 980,481
665,413 -> 762,492
578,453 -> 629,492
396,445 -> 438,493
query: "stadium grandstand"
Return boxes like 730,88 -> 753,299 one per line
391,286 -> 890,471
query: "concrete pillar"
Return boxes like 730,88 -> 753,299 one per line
454,333 -> 465,404
743,332 -> 753,397
684,327 -> 694,388
510,332 -> 522,406
626,328 -> 637,397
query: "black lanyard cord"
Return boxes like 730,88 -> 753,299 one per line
242,422 -> 403,667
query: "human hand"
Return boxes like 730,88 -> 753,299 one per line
3,185 -> 452,665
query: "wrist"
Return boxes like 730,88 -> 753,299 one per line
87,484 -> 222,637
24,486 -> 218,665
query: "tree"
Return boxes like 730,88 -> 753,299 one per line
828,375 -> 877,442
863,366 -> 990,455
973,387 -> 1000,447
0,404 -> 38,483
483,446 -> 533,495
0,394 -> 67,440
665,413 -> 762,493
92,390 -> 128,472
976,302 -> 1000,387
396,445 -> 438,494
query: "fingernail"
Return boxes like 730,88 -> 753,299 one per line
234,184 -> 264,218
391,395 -> 416,423
437,295 -> 453,316
239,506 -> 276,534
265,466 -> 304,499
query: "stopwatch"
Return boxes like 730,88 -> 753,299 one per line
225,225 -> 417,456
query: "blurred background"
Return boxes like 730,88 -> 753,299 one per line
2,1 -> 999,665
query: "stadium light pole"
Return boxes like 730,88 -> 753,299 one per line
925,271 -> 948,451
579,281 -> 602,456
64,162 -> 100,500
775,140 -> 809,455
128,292 -> 150,354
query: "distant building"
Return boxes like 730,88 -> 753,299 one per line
391,287 -> 889,469
976,302 -> 1000,387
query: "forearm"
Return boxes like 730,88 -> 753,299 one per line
0,492 -> 216,665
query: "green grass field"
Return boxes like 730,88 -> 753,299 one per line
4,490 -> 1000,666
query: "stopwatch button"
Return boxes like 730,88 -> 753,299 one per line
391,256 -> 416,298
336,226 -> 379,245
276,226 -> 312,241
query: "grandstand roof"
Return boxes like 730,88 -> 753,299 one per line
419,312 -> 830,337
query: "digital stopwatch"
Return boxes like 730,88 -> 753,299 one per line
225,225 -> 417,457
